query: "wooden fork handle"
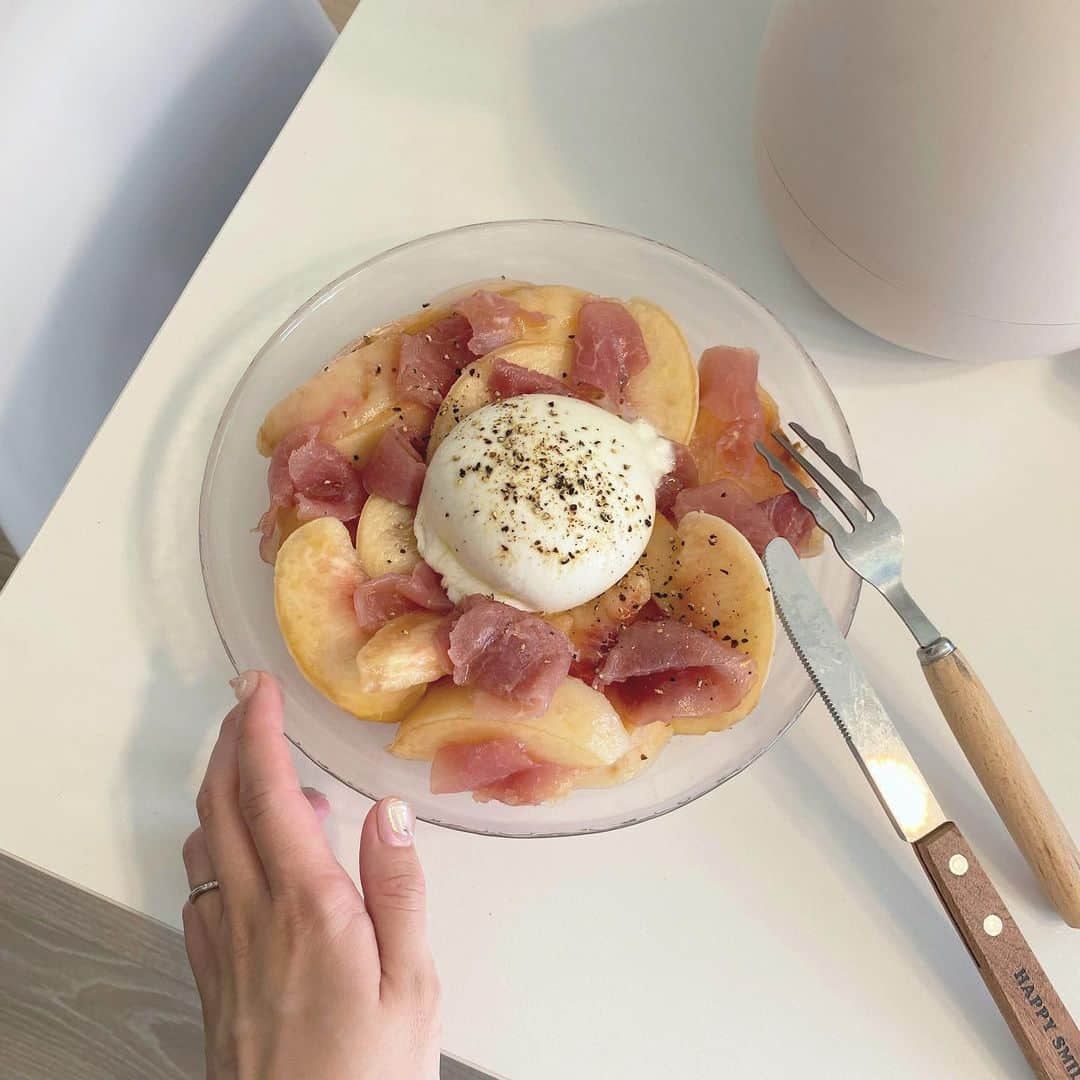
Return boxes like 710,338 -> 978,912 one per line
915,822 -> 1080,1079
920,645 -> 1080,928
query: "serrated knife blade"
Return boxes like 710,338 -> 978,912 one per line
763,537 -> 945,844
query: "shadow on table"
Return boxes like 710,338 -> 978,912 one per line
1047,348 -> 1080,423
524,0 -> 983,391
765,727 -> 1028,1072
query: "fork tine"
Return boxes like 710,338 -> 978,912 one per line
754,441 -> 847,541
771,430 -> 866,527
788,422 -> 885,514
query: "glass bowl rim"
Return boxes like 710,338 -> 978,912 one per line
199,217 -> 861,838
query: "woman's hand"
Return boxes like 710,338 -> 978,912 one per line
181,671 -> 441,1080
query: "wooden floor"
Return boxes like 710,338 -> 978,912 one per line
0,852 -> 492,1079
320,0 -> 359,32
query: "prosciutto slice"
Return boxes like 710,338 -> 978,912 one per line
674,479 -> 776,555
360,426 -> 426,507
429,739 -> 535,794
571,299 -> 650,411
655,441 -> 699,516
473,763 -> 580,806
446,596 -> 572,716
257,424 -> 365,562
353,561 -> 452,634
487,357 -> 583,400
454,291 -> 550,355
698,345 -> 764,477
759,491 -> 816,556
597,618 -> 754,725
396,313 -> 473,409
674,480 -> 815,556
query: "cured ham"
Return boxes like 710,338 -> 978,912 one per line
697,345 -> 764,477
571,299 -> 650,411
429,738 -> 535,794
759,491 -> 817,557
605,667 -> 752,727
674,480 -> 816,556
353,561 -> 452,634
655,441 -> 699,516
473,762 -> 580,805
360,426 -> 426,507
546,565 -> 651,680
258,424 -> 365,562
446,596 -> 572,716
454,290 -> 550,355
487,357 -> 582,399
396,313 -> 473,409
597,618 -> 754,725
673,479 -> 776,555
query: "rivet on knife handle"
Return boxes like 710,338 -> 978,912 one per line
757,427 -> 1080,927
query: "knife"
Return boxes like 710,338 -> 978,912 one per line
763,538 -> 1079,1079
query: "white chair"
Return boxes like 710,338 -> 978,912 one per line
0,0 -> 334,554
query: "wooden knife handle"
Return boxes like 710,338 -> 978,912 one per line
915,822 -> 1080,1079
921,646 -> 1080,928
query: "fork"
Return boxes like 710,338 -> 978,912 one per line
757,423 -> 1080,928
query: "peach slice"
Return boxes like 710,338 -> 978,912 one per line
637,513 -> 684,606
426,340 -> 572,458
660,511 -> 776,734
545,564 -> 651,667
390,677 -> 630,769
274,518 -> 423,722
624,298 -> 699,443
503,283 -> 590,345
355,495 -> 421,578
258,332 -> 430,460
355,612 -> 451,694
580,720 -> 673,788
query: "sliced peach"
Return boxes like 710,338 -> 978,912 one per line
389,677 -> 630,768
659,512 -> 776,734
426,341 -> 572,458
637,513 -> 684,606
545,564 -> 651,666
503,283 -> 590,345
624,298 -> 699,443
355,495 -> 421,578
274,518 -> 423,722
258,332 -> 430,460
580,721 -> 672,788
355,612 -> 451,693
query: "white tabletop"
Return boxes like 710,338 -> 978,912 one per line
2,2 -> 1077,1077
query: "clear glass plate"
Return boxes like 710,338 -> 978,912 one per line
200,220 -> 860,838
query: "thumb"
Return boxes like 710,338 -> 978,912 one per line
359,798 -> 434,989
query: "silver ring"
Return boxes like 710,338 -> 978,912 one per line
188,880 -> 221,904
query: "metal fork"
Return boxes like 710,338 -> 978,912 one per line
757,423 -> 1080,929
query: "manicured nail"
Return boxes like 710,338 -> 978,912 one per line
230,670 -> 259,703
378,798 -> 414,847
303,787 -> 331,821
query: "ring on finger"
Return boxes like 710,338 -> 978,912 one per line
188,879 -> 221,904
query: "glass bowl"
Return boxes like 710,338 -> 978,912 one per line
200,220 -> 859,838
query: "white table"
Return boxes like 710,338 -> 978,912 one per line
2,3 -> 1077,1077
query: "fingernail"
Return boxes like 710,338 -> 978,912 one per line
378,797 -> 414,847
303,787 -> 330,821
230,670 -> 259,703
